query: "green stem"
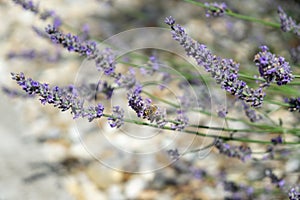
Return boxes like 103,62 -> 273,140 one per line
141,90 -> 300,136
184,0 -> 281,28
102,114 -> 300,145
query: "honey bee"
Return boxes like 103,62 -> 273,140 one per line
143,104 -> 158,119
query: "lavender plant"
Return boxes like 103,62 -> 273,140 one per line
3,0 -> 300,199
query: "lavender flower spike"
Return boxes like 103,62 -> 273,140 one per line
45,25 -> 117,76
127,85 -> 166,127
278,6 -> 300,37
11,72 -> 104,122
254,45 -> 294,86
108,106 -> 124,128
12,0 -> 38,14
214,138 -> 252,162
165,16 -> 265,107
45,25 -> 97,58
12,0 -> 61,25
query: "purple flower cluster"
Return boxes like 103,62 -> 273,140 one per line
290,45 -> 300,64
12,0 -> 38,14
165,16 -> 265,107
108,106 -> 124,128
127,85 -> 166,127
11,72 -> 104,122
271,135 -> 283,145
264,168 -> 285,188
204,2 -> 227,17
115,68 -> 136,89
12,0 -> 61,27
2,86 -> 34,98
278,7 -> 300,36
83,104 -> 104,122
7,49 -> 61,62
167,149 -> 180,161
171,110 -> 189,131
214,138 -> 252,162
288,186 -> 300,200
127,84 -> 145,118
45,25 -> 117,77
285,97 -> 300,112
241,101 -> 262,122
45,25 -> 97,58
140,55 -> 160,75
254,46 -> 294,86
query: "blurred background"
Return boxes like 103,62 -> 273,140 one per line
0,0 -> 300,199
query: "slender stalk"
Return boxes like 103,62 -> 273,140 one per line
184,0 -> 281,28
102,114 -> 300,145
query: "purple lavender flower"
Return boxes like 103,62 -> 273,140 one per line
217,107 -> 228,118
171,110 -> 189,131
32,26 -> 50,38
149,55 -> 159,71
12,0 -> 38,14
39,10 -> 55,20
12,0 -> 62,25
165,16 -> 265,107
167,149 -> 180,160
83,103 -> 104,122
127,84 -> 145,118
80,24 -> 90,41
139,55 -> 160,76
164,16 -> 175,26
45,25 -> 97,58
254,45 -> 294,86
285,97 -> 300,112
190,167 -> 207,179
223,181 -> 254,199
127,85 -> 166,127
264,168 -> 285,188
53,17 -> 62,28
45,25 -> 117,77
278,7 -> 300,36
11,72 -> 104,122
288,186 -> 300,200
2,86 -> 34,98
6,49 -> 62,62
7,49 -> 36,60
271,135 -> 283,145
204,2 -> 227,17
290,45 -> 300,64
115,68 -> 136,89
95,48 -> 116,76
214,138 -> 252,162
241,101 -> 262,122
108,106 -> 124,128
